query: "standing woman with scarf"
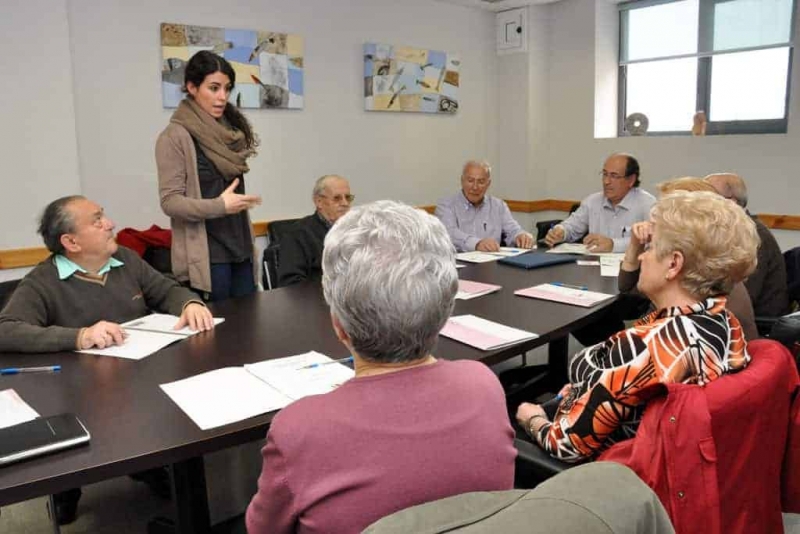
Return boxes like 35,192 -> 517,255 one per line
156,50 -> 261,302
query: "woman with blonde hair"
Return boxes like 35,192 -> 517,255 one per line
619,176 -> 758,340
517,191 -> 759,462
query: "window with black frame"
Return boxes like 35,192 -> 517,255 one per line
618,0 -> 796,136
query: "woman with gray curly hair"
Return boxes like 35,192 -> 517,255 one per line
246,200 -> 516,534
517,191 -> 759,463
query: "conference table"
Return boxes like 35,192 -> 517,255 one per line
0,254 -> 620,533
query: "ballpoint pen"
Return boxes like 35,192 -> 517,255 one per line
0,365 -> 61,376
300,356 -> 354,370
552,282 -> 589,291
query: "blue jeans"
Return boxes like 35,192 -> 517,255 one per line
208,261 -> 256,302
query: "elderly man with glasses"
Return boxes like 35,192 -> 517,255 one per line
435,160 -> 533,252
277,174 -> 354,286
544,153 -> 655,253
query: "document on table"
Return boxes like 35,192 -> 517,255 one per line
456,280 -> 502,300
515,283 -> 615,308
76,313 -> 225,360
456,247 -> 529,263
600,256 -> 622,277
122,313 -> 225,336
161,351 -> 355,430
0,389 -> 39,430
546,243 -> 589,255
440,315 -> 538,351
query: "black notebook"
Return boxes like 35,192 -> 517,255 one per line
0,413 -> 90,467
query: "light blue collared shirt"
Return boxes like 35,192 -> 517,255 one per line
54,255 -> 125,280
435,192 -> 527,252
557,188 -> 656,252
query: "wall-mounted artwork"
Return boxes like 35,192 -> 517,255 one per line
363,43 -> 459,114
160,22 -> 304,109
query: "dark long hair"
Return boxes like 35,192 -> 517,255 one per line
184,51 -> 258,149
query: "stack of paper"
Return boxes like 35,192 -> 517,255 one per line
440,315 -> 538,350
78,313 -> 225,360
0,389 -> 39,429
515,284 -> 615,308
546,243 -> 589,255
456,280 -> 502,300
160,351 -> 354,430
456,247 -> 529,264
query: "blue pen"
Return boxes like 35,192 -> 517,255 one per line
552,282 -> 588,291
301,356 -> 354,370
0,365 -> 61,375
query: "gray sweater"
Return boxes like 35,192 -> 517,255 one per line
0,246 -> 202,353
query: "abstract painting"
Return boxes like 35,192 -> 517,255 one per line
363,43 -> 459,114
160,23 -> 304,109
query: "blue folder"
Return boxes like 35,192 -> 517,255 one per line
498,251 -> 580,270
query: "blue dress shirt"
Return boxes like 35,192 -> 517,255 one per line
435,192 -> 527,252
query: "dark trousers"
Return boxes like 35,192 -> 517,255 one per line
208,260 -> 256,302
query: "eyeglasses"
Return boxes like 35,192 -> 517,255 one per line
318,194 -> 355,204
463,177 -> 489,187
599,170 -> 629,180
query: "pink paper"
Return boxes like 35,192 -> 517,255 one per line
440,320 -> 510,350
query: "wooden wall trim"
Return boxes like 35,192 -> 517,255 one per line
2,202 -> 798,269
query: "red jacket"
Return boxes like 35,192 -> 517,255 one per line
599,339 -> 799,534
116,225 -> 172,257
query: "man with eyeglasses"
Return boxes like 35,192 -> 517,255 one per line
435,160 -> 533,252
277,174 -> 354,286
544,153 -> 655,253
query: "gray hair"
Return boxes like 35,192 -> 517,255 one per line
322,200 -> 458,364
462,160 -> 492,179
312,174 -> 345,198
38,195 -> 84,254
705,173 -> 748,208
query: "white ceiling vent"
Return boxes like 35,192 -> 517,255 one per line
435,0 -> 564,12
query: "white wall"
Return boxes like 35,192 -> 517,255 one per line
0,1 -> 81,249
1,0 -> 497,250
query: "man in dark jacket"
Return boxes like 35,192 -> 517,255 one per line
706,173 -> 790,317
277,175 -> 352,286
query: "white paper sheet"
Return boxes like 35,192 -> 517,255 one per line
546,243 -> 588,255
0,389 -> 40,429
160,368 -> 292,430
600,256 -> 622,277
515,284 -> 615,308
122,313 -> 225,337
245,351 -> 354,400
456,247 -> 529,263
78,329 -> 185,360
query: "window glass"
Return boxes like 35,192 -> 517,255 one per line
625,0 -> 699,61
626,58 -> 698,132
709,47 -> 791,121
713,0 -> 794,51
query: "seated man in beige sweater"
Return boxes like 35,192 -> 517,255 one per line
0,195 -> 213,354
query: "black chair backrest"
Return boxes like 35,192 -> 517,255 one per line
262,218 -> 302,290
784,246 -> 800,306
0,279 -> 21,312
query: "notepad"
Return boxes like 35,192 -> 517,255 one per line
77,313 -> 225,360
456,247 -> 529,263
456,280 -> 502,300
515,284 -> 615,308
440,315 -> 538,351
161,351 -> 354,430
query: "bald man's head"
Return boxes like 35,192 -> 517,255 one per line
705,173 -> 748,208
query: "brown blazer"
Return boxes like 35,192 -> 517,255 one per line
155,122 -> 257,293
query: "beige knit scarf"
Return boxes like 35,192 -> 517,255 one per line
170,98 -> 254,180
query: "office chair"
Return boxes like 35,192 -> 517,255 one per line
261,218 -> 301,290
